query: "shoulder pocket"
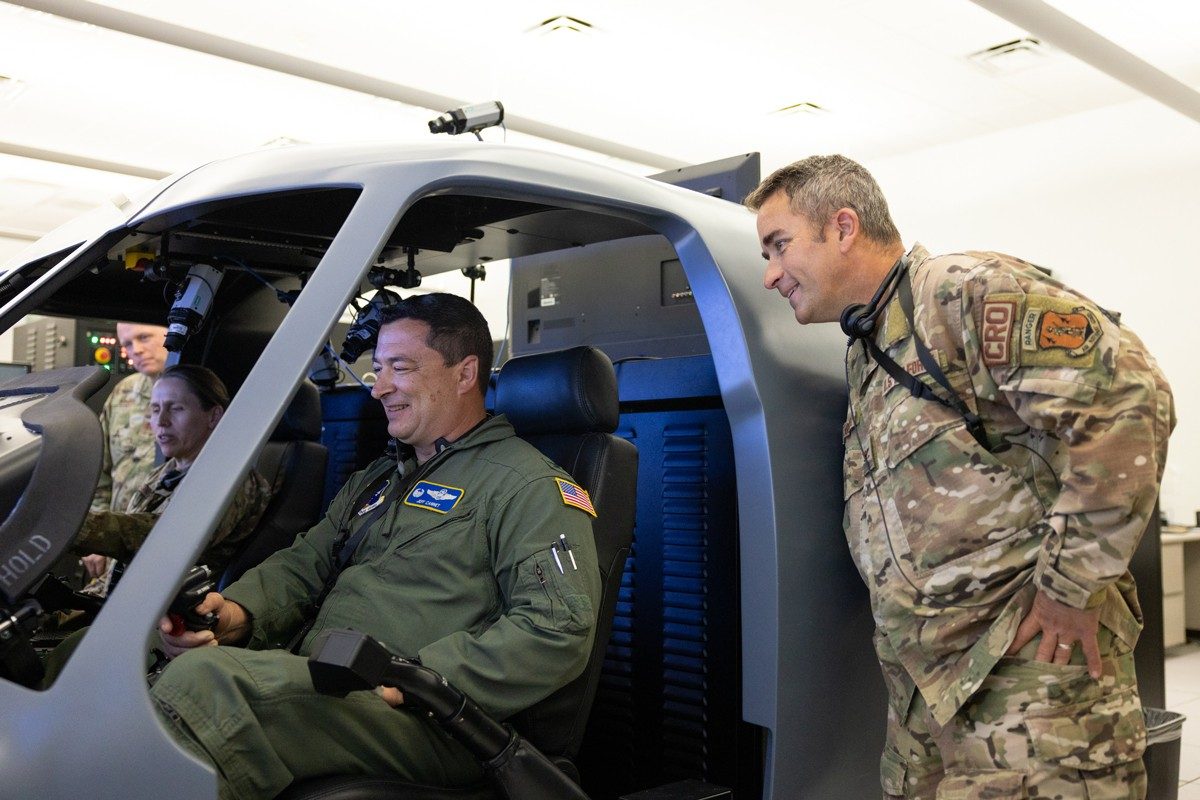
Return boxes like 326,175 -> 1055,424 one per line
879,394 -> 1044,576
390,506 -> 478,552
885,395 -> 967,469
516,553 -> 594,634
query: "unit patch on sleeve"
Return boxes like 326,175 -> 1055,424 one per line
1018,295 -> 1103,368
404,481 -> 465,514
555,478 -> 597,517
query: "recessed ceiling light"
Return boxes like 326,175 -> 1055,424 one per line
774,101 -> 827,116
527,16 -> 594,36
968,37 -> 1050,74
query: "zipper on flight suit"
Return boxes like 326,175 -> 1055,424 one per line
533,560 -> 564,628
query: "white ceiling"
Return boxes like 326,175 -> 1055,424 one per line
1,0 -> 1199,257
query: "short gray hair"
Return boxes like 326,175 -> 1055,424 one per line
744,154 -> 901,246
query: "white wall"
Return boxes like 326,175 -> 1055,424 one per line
0,239 -> 28,363
867,97 -> 1200,525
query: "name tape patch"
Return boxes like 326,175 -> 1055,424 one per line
981,299 -> 1016,366
884,359 -> 926,393
404,481 -> 465,514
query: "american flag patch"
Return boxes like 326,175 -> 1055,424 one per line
555,478 -> 596,517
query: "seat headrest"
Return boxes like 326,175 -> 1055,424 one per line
495,346 -> 618,436
271,381 -> 323,441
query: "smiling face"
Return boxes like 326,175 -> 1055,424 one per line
115,322 -> 168,378
150,377 -> 223,467
369,318 -> 485,463
756,190 -> 847,325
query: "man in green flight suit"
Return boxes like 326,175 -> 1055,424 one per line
152,293 -> 602,799
747,156 -> 1173,799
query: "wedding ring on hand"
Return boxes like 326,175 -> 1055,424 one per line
1056,642 -> 1072,650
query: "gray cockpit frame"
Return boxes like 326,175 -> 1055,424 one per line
0,142 -> 882,798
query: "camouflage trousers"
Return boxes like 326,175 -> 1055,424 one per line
881,628 -> 1147,799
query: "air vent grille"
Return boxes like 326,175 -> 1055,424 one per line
968,37 -> 1050,73
527,15 -> 594,35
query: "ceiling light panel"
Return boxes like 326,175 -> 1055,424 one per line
968,37 -> 1052,74
526,15 -> 594,35
773,101 -> 828,116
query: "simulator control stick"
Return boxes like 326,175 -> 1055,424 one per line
166,564 -> 218,636
149,565 -> 218,682
308,629 -> 590,800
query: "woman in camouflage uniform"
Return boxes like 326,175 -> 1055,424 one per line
73,364 -> 271,583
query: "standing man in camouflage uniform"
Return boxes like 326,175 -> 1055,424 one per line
746,155 -> 1173,799
82,322 -> 168,582
92,322 -> 169,512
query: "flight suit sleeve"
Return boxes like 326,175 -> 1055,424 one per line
221,463 -> 382,649
198,469 -> 273,577
417,475 -> 602,720
961,267 -> 1175,609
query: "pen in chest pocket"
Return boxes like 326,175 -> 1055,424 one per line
554,533 -> 578,571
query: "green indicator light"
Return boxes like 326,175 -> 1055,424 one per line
103,364 -> 111,371
90,335 -> 99,344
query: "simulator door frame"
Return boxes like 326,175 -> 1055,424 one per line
0,148 -> 882,799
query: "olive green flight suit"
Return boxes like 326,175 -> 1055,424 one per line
151,415 -> 601,800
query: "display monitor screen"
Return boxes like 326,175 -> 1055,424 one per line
649,153 -> 761,205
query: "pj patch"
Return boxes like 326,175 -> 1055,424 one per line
981,293 -> 1104,368
404,481 -> 465,514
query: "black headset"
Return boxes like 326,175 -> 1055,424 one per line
839,254 -> 909,341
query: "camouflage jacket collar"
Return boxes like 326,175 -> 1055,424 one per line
877,242 -> 931,352
846,242 -> 931,394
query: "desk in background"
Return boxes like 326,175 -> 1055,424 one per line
1161,526 -> 1200,648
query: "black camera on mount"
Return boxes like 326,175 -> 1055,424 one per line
164,264 -> 224,352
339,288 -> 402,364
428,101 -> 504,136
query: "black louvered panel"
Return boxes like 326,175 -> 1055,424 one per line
579,425 -> 639,794
587,537 -> 637,764
581,398 -> 757,800
660,423 -> 712,779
